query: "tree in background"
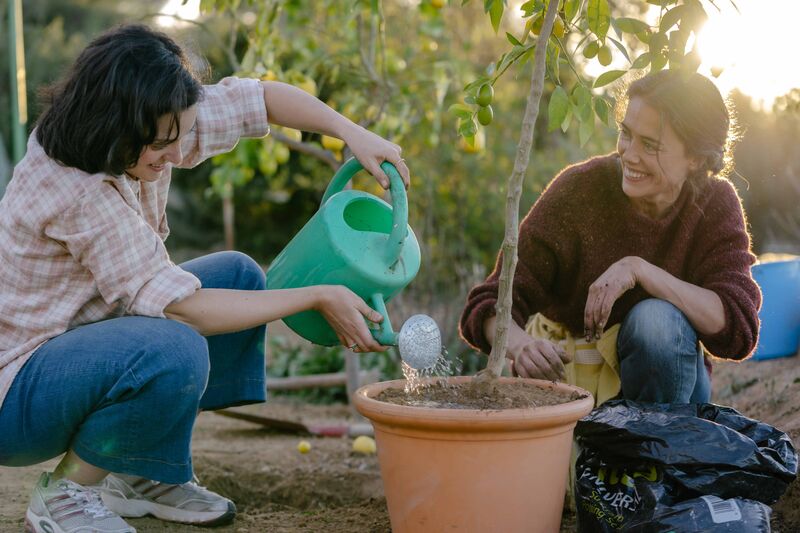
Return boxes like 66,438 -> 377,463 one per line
3,0 -> 799,375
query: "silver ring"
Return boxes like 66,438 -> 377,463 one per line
398,158 -> 405,163
349,343 -> 358,350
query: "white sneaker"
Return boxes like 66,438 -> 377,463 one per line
98,473 -> 235,526
25,472 -> 135,533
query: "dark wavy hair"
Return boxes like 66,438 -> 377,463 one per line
616,69 -> 737,196
36,24 -> 204,175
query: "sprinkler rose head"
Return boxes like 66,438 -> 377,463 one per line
398,314 -> 441,370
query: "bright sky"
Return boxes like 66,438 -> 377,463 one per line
157,0 -> 201,27
695,0 -> 798,109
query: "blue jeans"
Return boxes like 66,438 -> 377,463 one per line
617,299 -> 711,403
0,251 -> 267,483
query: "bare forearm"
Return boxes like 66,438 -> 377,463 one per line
164,287 -> 323,336
261,81 -> 359,139
635,258 -> 725,336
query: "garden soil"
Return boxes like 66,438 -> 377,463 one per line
1,354 -> 799,532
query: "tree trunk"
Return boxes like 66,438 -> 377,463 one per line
484,0 -> 559,378
223,183 -> 235,250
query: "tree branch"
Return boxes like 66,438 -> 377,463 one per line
483,0 -> 560,378
270,130 -> 340,170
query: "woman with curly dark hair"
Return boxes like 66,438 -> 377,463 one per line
0,23 -> 408,533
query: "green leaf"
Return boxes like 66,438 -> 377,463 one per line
682,0 -> 708,32
587,0 -> 611,40
579,115 -> 595,146
594,97 -> 611,125
519,0 -> 537,16
464,76 -> 492,94
458,117 -> 478,138
561,104 -> 573,133
506,31 -> 523,46
573,85 -> 593,122
546,40 -> 560,84
489,0 -> 505,33
631,52 -> 651,69
448,104 -> 474,120
548,86 -> 569,131
494,44 -> 530,80
593,69 -> 626,88
659,5 -> 686,33
615,17 -> 649,34
607,36 -> 630,62
564,0 -> 580,23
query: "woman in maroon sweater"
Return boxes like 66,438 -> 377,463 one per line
460,70 -> 760,403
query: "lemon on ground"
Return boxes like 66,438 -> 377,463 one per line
321,135 -> 345,152
352,435 -> 377,454
297,440 -> 311,454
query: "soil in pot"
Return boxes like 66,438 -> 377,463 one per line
376,378 -> 588,409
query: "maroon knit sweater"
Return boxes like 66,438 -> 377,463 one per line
459,154 -> 761,360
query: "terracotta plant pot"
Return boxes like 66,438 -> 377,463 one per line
353,376 -> 594,533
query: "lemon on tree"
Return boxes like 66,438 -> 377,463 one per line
477,105 -> 493,126
583,41 -> 599,59
430,0 -> 445,8
281,127 -> 302,143
321,135 -> 345,152
552,16 -> 566,38
526,14 -> 543,36
458,127 -> 486,154
597,45 -> 613,67
476,83 -> 493,107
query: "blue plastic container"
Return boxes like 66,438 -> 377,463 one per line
751,258 -> 800,360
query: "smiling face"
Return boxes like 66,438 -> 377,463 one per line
125,105 -> 198,182
617,97 -> 699,219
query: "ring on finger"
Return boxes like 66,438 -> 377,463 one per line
349,343 -> 358,351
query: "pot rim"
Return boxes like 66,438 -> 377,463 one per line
353,376 -> 595,433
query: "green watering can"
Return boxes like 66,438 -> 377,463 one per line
266,157 -> 431,356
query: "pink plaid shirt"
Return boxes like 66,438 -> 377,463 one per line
0,77 -> 269,409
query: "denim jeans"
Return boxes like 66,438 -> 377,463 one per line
0,251 -> 267,483
617,298 -> 711,403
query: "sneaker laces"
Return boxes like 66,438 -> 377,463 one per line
180,476 -> 212,496
58,480 -> 116,519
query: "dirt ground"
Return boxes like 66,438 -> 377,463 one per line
1,354 -> 798,532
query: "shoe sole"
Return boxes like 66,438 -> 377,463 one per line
25,509 -> 66,533
100,493 -> 236,527
25,508 -> 138,533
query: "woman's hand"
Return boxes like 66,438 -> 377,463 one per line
315,285 -> 388,353
505,321 -> 571,381
340,123 -> 410,189
584,256 -> 643,341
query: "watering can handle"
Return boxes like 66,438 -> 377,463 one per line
321,157 -> 408,265
369,293 -> 398,346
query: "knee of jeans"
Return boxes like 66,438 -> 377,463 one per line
619,299 -> 696,354
144,321 -> 210,400
223,251 -> 266,291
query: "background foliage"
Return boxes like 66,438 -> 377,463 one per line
2,0 -> 799,384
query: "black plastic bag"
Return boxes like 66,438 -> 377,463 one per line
574,400 -> 797,532
624,495 -> 772,533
